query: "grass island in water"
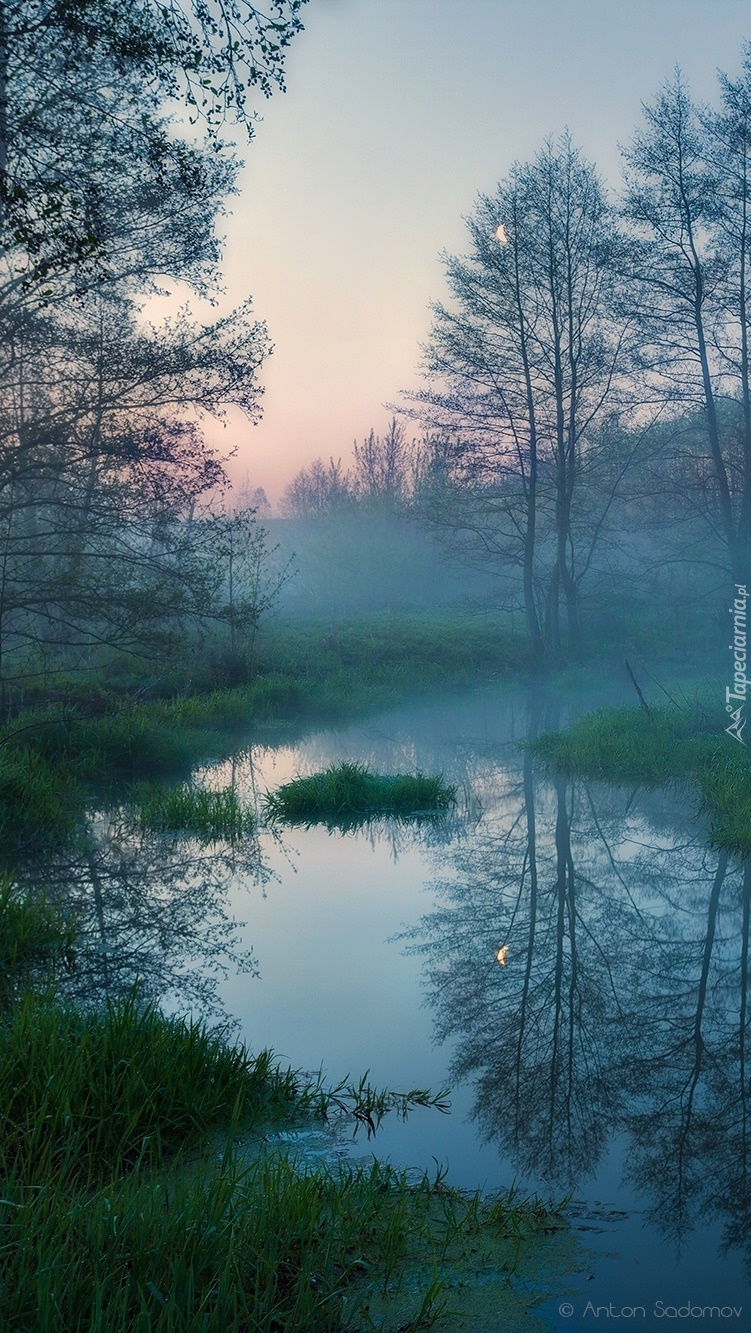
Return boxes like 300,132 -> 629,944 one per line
264,761 -> 457,827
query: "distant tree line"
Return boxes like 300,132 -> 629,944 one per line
279,419 -> 421,518
283,50 -> 751,657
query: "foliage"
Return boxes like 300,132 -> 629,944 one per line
0,744 -> 78,846
405,134 -> 630,655
0,1149 -> 562,1332
0,0 -> 301,697
0,612 -> 524,849
0,877 -> 75,1002
198,506 -> 295,682
0,991 -> 301,1185
0,886 -> 561,1330
281,418 -> 418,518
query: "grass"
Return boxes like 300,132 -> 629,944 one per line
0,1151 -> 563,1332
532,701 -> 751,856
0,991 -> 303,1186
0,611 -> 523,850
128,781 -> 254,839
0,881 -> 566,1330
0,744 -> 79,847
264,762 -> 457,827
257,611 -> 530,690
0,876 -> 76,1004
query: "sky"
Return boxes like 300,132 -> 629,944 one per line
212,0 -> 751,506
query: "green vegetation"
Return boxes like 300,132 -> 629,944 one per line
129,782 -> 254,839
265,762 -> 456,827
0,882 -> 565,1331
0,612 -> 519,850
1,1149 -> 563,1332
0,744 -> 78,847
0,993 -> 301,1185
0,877 -> 75,1004
255,611 -> 529,694
532,702 -> 751,856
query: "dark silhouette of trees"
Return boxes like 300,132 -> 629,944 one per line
0,0 -> 307,689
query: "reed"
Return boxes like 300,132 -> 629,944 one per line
130,782 -> 254,839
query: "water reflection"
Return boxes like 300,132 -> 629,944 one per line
8,683 -> 749,1279
13,808 -> 273,1019
402,700 -> 751,1270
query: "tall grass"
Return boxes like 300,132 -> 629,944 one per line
1,705 -> 210,778
0,992 -> 301,1186
265,762 -> 457,826
0,1152 -> 560,1332
0,881 -> 565,1330
0,876 -> 75,1002
0,745 -> 78,846
130,782 -> 254,839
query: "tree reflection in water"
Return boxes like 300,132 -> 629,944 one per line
401,697 -> 751,1269
11,804 -> 275,1021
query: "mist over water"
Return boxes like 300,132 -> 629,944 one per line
12,678 -> 748,1324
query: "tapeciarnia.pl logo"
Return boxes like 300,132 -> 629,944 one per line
726,583 -> 748,745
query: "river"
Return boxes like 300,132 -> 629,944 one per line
17,679 -> 751,1329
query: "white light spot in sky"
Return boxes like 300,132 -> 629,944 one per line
494,223 -> 509,245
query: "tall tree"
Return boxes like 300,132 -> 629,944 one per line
0,0 -> 306,286
621,64 -> 751,586
410,135 -> 629,654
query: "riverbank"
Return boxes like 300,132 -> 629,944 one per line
0,612 -> 529,849
0,880 -> 568,1331
532,701 -> 751,856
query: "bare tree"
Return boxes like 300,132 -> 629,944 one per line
408,135 -> 631,655
621,60 -> 751,586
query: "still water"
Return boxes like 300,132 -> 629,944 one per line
20,681 -> 751,1328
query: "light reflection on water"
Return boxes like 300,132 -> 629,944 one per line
13,680 -> 751,1322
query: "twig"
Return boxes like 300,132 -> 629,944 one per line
0,718 -> 65,750
625,659 -> 651,715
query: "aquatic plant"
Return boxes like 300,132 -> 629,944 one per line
130,782 -> 254,839
264,762 -> 456,825
0,1148 -> 562,1331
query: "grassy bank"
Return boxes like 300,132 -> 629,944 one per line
0,612 -> 526,849
265,762 -> 456,827
0,884 -> 566,1331
532,702 -> 751,856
